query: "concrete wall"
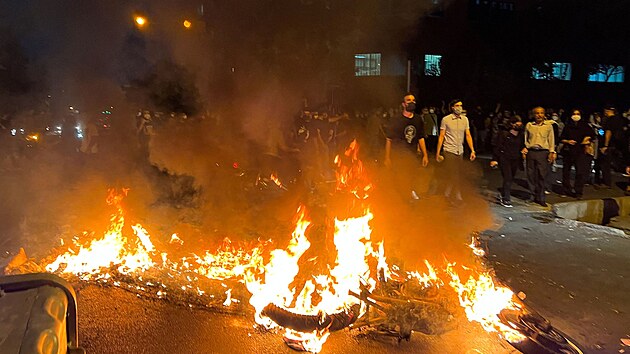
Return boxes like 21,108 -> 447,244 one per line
553,196 -> 630,225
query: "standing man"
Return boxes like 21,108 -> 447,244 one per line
559,109 -> 594,199
597,105 -> 624,189
436,99 -> 476,202
522,107 -> 556,207
384,93 -> 429,201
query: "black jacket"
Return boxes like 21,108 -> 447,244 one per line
560,120 -> 595,155
492,128 -> 525,161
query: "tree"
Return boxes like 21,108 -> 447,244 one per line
586,64 -> 625,83
0,27 -> 32,95
144,60 -> 200,116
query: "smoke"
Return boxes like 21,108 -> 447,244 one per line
369,146 -> 494,269
0,1 -> 484,270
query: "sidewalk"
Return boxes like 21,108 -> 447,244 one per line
478,153 -> 629,209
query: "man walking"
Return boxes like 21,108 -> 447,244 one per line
436,99 -> 476,202
522,107 -> 556,207
384,93 -> 429,201
490,116 -> 525,207
559,109 -> 594,199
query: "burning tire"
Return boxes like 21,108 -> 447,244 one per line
499,309 -> 584,354
261,303 -> 361,333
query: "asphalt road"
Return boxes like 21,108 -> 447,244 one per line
485,203 -> 630,354
75,284 -> 517,354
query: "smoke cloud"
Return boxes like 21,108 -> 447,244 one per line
0,1 -> 488,274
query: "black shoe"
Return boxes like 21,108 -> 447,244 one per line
575,194 -> 583,200
500,199 -> 513,208
538,201 -> 548,207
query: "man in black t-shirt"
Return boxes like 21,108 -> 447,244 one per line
383,93 -> 428,201
384,94 -> 429,167
598,105 -> 624,188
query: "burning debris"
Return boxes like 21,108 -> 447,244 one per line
4,140 -> 584,354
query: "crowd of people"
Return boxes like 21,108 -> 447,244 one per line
288,96 -> 630,207
3,98 -> 629,209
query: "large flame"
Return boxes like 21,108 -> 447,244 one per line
39,141 -> 530,352
45,189 -> 156,279
447,264 -> 526,343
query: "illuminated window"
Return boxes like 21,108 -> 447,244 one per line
424,54 -> 442,76
354,53 -> 381,76
588,65 -> 625,83
531,62 -> 572,81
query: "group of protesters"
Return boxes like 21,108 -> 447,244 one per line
298,94 -> 628,208
488,104 -> 630,207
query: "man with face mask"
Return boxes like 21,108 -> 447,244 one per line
436,99 -> 476,203
559,109 -> 594,199
384,93 -> 429,201
490,116 -> 525,207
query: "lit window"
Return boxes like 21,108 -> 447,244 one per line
531,62 -> 572,81
424,54 -> 442,76
354,53 -> 381,76
588,65 -> 625,83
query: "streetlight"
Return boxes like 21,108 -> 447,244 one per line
134,15 -> 147,28
183,19 -> 192,29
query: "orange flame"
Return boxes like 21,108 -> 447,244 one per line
334,139 -> 372,200
40,141 -> 531,352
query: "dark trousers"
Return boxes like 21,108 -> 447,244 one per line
562,152 -> 593,196
596,150 -> 613,187
442,151 -> 464,199
499,158 -> 520,202
526,150 -> 549,202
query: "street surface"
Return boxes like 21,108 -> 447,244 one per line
76,284 -> 516,354
1,155 -> 630,353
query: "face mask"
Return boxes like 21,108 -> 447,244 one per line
571,115 -> 581,122
405,102 -> 416,113
429,109 -> 435,114
453,107 -> 463,115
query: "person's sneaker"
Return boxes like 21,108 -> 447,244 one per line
575,194 -> 583,200
544,190 -> 551,195
500,199 -> 513,208
538,201 -> 548,207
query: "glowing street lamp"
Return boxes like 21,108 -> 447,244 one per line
134,15 -> 147,28
183,20 -> 192,29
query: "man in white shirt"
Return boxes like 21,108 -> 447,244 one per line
436,99 -> 476,202
522,106 -> 556,207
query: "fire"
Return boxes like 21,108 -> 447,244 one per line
35,141 -> 533,353
243,206 -> 384,351
45,189 -> 156,279
447,264 -> 526,343
334,139 -> 372,199
269,173 -> 286,189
